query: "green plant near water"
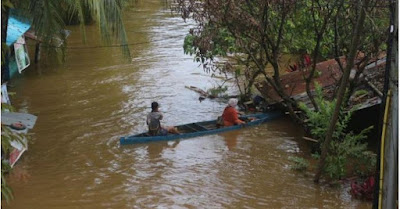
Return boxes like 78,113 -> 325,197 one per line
207,86 -> 228,98
1,159 -> 13,203
1,125 -> 26,203
299,84 -> 375,180
353,89 -> 369,97
288,156 -> 309,171
1,105 -> 27,203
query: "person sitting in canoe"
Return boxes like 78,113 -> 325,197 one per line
221,98 -> 245,126
146,102 -> 180,136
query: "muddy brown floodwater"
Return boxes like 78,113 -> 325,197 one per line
5,1 -> 371,209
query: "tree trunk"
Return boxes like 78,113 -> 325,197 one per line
1,6 -> 9,46
270,61 -> 302,123
314,0 -> 369,183
305,34 -> 322,112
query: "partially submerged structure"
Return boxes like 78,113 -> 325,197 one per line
1,10 -> 38,167
254,55 -> 386,140
4,10 -> 32,80
1,84 -> 37,168
255,56 -> 386,112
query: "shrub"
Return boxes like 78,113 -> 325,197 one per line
299,84 -> 376,180
288,156 -> 309,171
207,86 -> 228,98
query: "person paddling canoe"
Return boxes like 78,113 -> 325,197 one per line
146,102 -> 180,136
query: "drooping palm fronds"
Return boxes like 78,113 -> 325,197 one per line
2,160 -> 13,203
64,0 -> 87,42
91,0 -> 132,58
30,0 -> 68,62
10,0 -> 131,61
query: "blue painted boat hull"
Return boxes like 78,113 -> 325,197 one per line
119,111 -> 282,145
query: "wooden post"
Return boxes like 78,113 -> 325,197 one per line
1,6 -> 10,83
34,42 -> 41,64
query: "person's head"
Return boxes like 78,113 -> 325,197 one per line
151,102 -> 159,112
228,98 -> 238,107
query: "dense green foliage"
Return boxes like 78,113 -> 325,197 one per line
183,26 -> 238,73
182,0 -> 388,65
299,84 -> 375,180
178,0 -> 388,102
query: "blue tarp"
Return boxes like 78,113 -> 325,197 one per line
6,15 -> 31,46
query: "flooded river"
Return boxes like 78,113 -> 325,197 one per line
6,1 -> 370,208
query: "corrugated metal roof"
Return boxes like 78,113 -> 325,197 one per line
255,56 -> 386,111
255,58 -> 343,104
6,14 -> 31,46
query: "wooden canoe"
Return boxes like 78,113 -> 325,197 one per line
119,111 -> 282,145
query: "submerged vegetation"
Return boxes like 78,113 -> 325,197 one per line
288,156 -> 309,171
207,86 -> 228,98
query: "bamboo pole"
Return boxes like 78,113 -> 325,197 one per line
34,42 -> 41,64
378,90 -> 391,209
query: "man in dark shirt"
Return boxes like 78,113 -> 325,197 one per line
147,102 -> 179,135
